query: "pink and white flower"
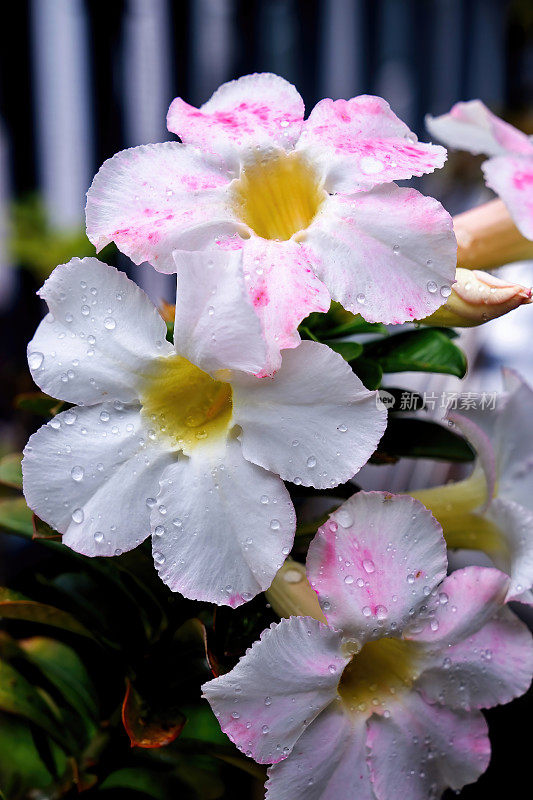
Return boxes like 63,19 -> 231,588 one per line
22,255 -> 386,607
86,73 -> 456,373
427,100 -> 533,240
424,369 -> 533,604
203,491 -> 533,799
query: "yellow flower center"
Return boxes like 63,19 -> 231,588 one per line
338,637 -> 422,714
232,152 -> 326,241
140,354 -> 233,454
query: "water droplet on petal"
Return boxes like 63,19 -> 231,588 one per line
70,465 -> 84,482
29,352 -> 44,370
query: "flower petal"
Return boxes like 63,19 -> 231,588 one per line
22,404 -> 174,556
483,498 -> 533,602
167,73 -> 305,169
446,412 -> 496,507
150,440 -> 295,607
306,492 -> 447,640
240,237 -> 330,375
202,616 -> 346,764
298,96 -> 446,193
407,566 -> 509,645
482,155 -> 533,240
302,186 -> 456,324
172,249 -> 267,375
233,341 -> 386,489
416,605 -> 533,711
367,691 -> 490,800
28,258 -> 172,405
426,100 -> 533,158
265,703 -> 373,800
86,143 -> 238,272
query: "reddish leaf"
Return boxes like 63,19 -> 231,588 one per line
121,678 -> 186,749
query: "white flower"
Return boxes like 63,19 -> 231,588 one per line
86,73 -> 456,373
22,254 -> 386,606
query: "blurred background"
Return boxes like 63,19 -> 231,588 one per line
0,2 -> 532,798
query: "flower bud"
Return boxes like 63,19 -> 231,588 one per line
265,559 -> 327,622
421,267 -> 531,327
454,199 -> 533,270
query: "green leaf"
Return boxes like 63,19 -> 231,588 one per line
325,318 -> 388,338
0,588 -> 96,641
350,358 -> 383,390
21,637 -> 99,728
324,340 -> 363,361
375,418 -> 476,462
180,703 -> 231,746
0,711 -> 67,798
363,328 -> 467,378
100,768 -> 175,799
0,659 -> 71,749
0,498 -> 34,537
0,454 -> 23,489
15,391 -> 68,417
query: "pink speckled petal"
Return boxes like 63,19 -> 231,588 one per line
415,605 -> 533,711
232,342 -> 387,490
367,691 -> 490,800
172,249 -> 267,376
483,498 -> 533,602
307,492 -> 447,640
27,258 -> 172,406
482,154 -> 533,240
150,440 -> 295,607
265,704 -> 373,800
302,185 -> 456,324
297,96 -> 446,193
426,100 -> 533,158
202,616 -> 347,764
407,567 -> 509,645
86,143 -> 239,272
22,404 -> 173,557
167,73 -> 305,170
240,237 -> 330,374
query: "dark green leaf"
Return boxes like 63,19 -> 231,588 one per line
325,318 -> 388,338
324,340 -> 363,361
100,768 -> 175,799
0,498 -> 34,537
0,659 -> 71,749
363,328 -> 467,378
374,418 -> 475,462
0,454 -> 23,489
15,391 -> 68,417
350,358 -> 383,390
0,588 -> 96,641
21,637 -> 99,727
0,711 -> 67,798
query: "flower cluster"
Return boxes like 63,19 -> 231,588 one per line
21,75 -> 533,798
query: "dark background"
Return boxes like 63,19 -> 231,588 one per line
0,2 -> 532,799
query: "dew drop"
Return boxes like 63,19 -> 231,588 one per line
70,465 -> 84,482
104,317 -> 116,330
270,519 -> 281,530
72,508 -> 84,523
427,281 -> 438,294
362,559 -> 375,574
28,352 -> 44,370
306,456 -> 317,468
94,531 -> 104,543
344,575 -> 354,585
